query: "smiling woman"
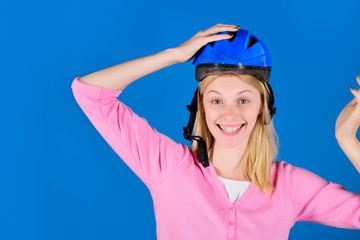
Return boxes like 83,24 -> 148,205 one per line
72,23 -> 360,240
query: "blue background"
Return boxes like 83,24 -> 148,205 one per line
1,0 -> 360,239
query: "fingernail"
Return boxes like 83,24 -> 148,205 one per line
351,87 -> 355,91
357,75 -> 360,79
229,33 -> 235,37
235,26 -> 241,30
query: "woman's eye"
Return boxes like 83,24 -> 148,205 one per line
211,99 -> 222,104
239,99 -> 249,104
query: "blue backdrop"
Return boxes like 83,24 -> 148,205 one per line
1,0 -> 360,239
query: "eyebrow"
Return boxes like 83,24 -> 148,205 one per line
206,89 -> 254,95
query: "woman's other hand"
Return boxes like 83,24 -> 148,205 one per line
172,23 -> 240,64
335,75 -> 360,174
335,75 -> 360,141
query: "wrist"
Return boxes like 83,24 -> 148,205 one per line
163,48 -> 181,64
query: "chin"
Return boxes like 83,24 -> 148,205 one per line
211,134 -> 241,147
219,140 -> 242,149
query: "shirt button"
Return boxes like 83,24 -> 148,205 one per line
229,206 -> 235,210
229,221 -> 235,226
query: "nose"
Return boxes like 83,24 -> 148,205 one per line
222,105 -> 238,121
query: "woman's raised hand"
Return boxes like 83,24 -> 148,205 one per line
334,75 -> 360,174
335,75 -> 360,142
172,23 -> 240,64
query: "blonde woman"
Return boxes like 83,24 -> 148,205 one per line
71,23 -> 360,239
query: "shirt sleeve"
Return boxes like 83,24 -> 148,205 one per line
283,161 -> 360,229
71,77 -> 190,189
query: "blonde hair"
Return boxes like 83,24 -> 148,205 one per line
190,73 -> 279,195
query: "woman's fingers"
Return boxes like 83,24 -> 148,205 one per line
196,23 -> 240,37
350,75 -> 360,104
341,76 -> 360,108
194,23 -> 240,46
201,32 -> 233,43
190,33 -> 232,53
350,87 -> 360,105
172,23 -> 240,63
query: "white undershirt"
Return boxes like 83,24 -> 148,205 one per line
217,176 -> 251,204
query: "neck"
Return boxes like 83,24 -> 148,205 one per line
210,141 -> 248,180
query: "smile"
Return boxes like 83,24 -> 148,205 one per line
217,124 -> 245,136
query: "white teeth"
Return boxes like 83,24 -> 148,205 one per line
218,124 -> 244,133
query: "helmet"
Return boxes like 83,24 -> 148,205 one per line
183,28 -> 277,168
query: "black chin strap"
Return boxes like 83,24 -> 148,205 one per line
183,87 -> 210,167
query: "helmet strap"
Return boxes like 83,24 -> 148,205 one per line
183,87 -> 210,167
261,82 -> 277,124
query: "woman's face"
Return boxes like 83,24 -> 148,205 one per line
202,75 -> 263,149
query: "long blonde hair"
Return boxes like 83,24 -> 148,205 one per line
190,73 -> 279,195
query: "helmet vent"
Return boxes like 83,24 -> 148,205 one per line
228,31 -> 237,42
248,36 -> 258,48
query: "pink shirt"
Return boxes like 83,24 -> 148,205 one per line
71,77 -> 360,240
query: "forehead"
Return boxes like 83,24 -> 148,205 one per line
204,75 -> 258,95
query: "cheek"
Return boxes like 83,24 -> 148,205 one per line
247,106 -> 262,124
204,106 -> 217,120
203,108 -> 218,129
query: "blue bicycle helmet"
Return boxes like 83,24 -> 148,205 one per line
183,28 -> 276,168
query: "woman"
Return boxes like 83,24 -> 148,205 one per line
71,23 -> 360,239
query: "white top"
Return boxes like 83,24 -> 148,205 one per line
217,176 -> 251,204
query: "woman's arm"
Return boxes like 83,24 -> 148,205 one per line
78,48 -> 179,91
